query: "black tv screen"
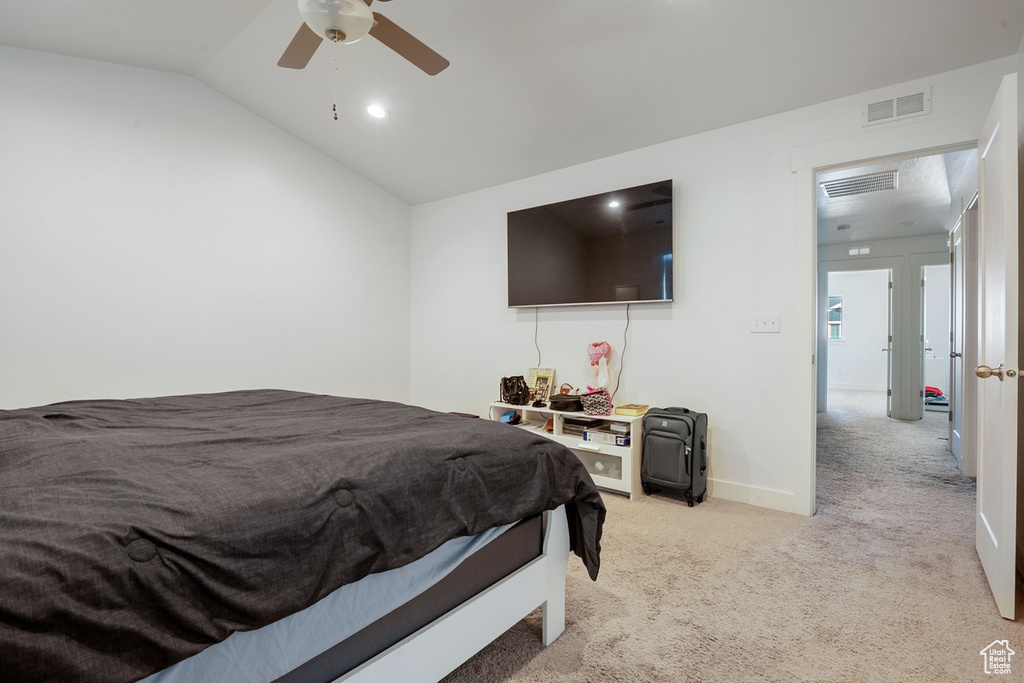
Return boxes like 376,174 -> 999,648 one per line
507,179 -> 673,307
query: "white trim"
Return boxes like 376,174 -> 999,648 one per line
795,168 -> 818,517
708,478 -> 797,514
828,383 -> 888,392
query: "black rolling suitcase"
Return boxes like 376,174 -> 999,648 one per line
641,407 -> 708,506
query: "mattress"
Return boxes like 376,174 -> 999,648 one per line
143,519 -> 525,683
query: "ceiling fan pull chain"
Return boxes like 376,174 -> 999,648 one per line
332,41 -> 340,120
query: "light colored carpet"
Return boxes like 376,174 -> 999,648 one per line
443,398 -> 1024,682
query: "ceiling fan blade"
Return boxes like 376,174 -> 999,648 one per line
278,23 -> 323,69
369,13 -> 449,75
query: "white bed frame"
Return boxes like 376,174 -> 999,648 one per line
338,505 -> 570,682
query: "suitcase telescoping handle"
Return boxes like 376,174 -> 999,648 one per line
699,434 -> 706,475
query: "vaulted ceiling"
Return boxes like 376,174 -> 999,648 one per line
2,1 -> 1022,205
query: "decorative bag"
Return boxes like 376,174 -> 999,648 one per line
548,393 -> 583,412
580,388 -> 613,416
500,375 -> 530,405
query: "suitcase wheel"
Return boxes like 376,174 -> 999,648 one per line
642,484 -> 652,496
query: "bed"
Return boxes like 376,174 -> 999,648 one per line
0,389 -> 605,682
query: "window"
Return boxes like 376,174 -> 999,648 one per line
827,296 -> 843,339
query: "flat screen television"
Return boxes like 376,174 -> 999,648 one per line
507,179 -> 673,307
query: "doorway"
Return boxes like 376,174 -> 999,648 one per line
824,269 -> 892,420
797,76 -> 1018,616
922,264 -> 951,413
814,147 -> 975,425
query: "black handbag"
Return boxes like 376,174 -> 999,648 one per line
548,393 -> 583,412
500,376 -> 530,405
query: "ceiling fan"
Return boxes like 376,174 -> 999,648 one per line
278,0 -> 450,76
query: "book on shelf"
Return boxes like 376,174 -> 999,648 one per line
563,416 -> 604,428
614,404 -> 649,416
562,424 -> 586,437
582,429 -> 631,446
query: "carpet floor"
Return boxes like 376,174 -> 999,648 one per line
443,392 -> 1024,682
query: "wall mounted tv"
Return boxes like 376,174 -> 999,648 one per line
507,179 -> 674,307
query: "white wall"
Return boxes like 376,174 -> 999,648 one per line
827,270 -> 890,391
409,57 -> 1015,515
0,48 -> 412,409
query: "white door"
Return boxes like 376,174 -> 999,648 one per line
974,74 -> 1019,620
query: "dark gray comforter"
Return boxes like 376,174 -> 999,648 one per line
0,389 -> 604,683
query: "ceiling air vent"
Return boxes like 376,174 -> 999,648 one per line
821,170 -> 898,198
862,86 -> 931,126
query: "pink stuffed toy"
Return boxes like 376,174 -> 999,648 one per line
588,342 -> 611,388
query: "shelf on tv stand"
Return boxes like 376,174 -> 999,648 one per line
489,401 -> 642,499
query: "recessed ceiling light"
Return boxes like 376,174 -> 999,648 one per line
608,200 -> 620,208
367,104 -> 387,119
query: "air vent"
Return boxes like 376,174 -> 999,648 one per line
866,99 -> 894,123
821,171 -> 898,198
896,92 -> 925,117
862,86 -> 931,126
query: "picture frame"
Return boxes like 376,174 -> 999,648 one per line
526,367 -> 555,402
526,367 -> 554,388
533,374 -> 553,402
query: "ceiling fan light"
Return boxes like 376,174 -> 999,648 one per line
298,0 -> 373,44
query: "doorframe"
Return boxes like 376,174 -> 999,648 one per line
817,262 -> 900,416
949,194 -> 980,477
914,255 -> 956,418
792,115 -> 981,515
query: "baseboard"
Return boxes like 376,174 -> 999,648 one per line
827,383 -> 887,392
707,478 -> 800,515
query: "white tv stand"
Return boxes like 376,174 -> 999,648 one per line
489,402 -> 643,499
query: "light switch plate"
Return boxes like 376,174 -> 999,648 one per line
751,313 -> 781,333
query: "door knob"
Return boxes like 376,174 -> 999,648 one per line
976,364 -> 1018,381
950,351 -> 962,358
